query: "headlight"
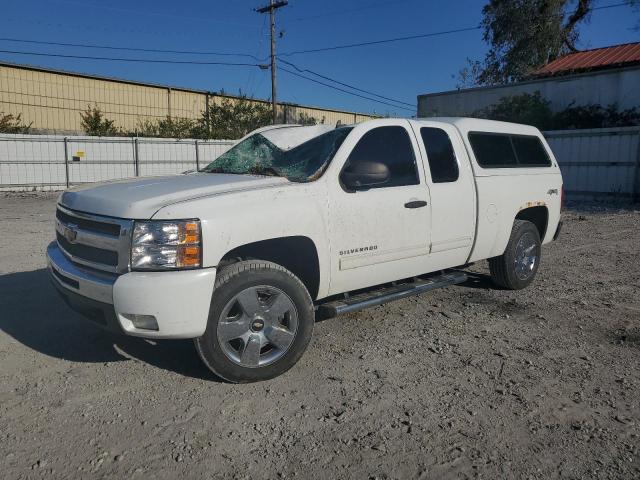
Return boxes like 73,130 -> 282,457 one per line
131,220 -> 201,270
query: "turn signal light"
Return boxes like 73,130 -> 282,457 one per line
182,222 -> 200,245
177,245 -> 201,268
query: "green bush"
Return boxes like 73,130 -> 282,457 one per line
472,92 -> 640,130
194,96 -> 273,139
125,117 -> 197,139
0,112 -> 32,134
472,92 -> 554,129
80,104 -> 120,136
297,112 -> 324,126
81,96 -> 276,140
552,103 -> 640,129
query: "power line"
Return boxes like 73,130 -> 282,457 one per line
281,25 -> 482,56
278,58 -> 414,107
0,1 -> 628,64
0,37 -> 262,61
280,1 -> 631,57
580,1 -> 632,13
0,16 -> 197,39
279,66 -> 414,113
245,16 -> 270,95
0,49 -> 262,67
0,0 -> 629,113
287,0 -> 413,22
46,0 -> 252,27
256,0 -> 289,124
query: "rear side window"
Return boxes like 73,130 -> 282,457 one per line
468,133 -> 517,167
468,132 -> 551,168
511,136 -> 552,166
344,126 -> 419,189
420,127 -> 459,183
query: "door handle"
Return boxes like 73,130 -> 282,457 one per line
404,200 -> 428,209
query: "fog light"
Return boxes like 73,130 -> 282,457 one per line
122,313 -> 159,331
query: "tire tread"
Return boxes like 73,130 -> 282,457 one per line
195,260 -> 313,383
489,220 -> 540,290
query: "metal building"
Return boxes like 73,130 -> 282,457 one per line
0,61 -> 377,135
418,42 -> 640,118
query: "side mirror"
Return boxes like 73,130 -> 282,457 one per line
341,161 -> 390,190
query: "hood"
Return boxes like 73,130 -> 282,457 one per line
59,173 -> 289,219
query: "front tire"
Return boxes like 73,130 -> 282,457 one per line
489,220 -> 541,290
195,260 -> 314,383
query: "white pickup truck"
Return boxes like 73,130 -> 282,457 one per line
48,117 -> 563,382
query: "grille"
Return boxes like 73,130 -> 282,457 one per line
56,232 -> 118,267
56,208 -> 120,236
55,206 -> 133,273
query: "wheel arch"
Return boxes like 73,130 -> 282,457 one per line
219,236 -> 321,300
515,205 -> 549,241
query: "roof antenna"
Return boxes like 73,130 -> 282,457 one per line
335,120 -> 342,128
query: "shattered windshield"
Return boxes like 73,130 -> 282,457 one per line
202,127 -> 353,182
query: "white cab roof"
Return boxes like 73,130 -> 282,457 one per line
411,117 -> 543,136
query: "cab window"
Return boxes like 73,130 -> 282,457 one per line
468,132 -> 551,168
343,126 -> 419,189
420,127 -> 459,183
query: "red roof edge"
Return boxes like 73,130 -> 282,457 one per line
531,42 -> 640,77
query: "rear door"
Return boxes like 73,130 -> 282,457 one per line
410,121 -> 476,267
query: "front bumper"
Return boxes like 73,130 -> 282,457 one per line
51,275 -> 123,334
47,242 -> 216,339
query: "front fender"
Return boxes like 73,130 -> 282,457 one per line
151,182 -> 331,298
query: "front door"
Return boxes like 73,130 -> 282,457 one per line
326,120 -> 432,295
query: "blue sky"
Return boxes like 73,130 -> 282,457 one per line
1,0 -> 638,116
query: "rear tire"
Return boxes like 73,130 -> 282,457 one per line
195,260 -> 314,383
489,220 -> 541,290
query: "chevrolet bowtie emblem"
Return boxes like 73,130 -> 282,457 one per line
64,224 -> 78,243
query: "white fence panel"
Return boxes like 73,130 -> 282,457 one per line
198,140 -> 236,166
544,127 -> 639,201
67,137 -> 136,184
138,139 -> 197,177
0,135 -> 66,188
3,129 -> 639,202
0,134 -> 234,191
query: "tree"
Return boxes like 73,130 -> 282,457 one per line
460,0 -> 593,86
80,104 -> 120,136
195,96 -> 272,139
456,59 -> 485,89
0,112 -> 32,134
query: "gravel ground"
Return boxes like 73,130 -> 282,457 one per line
1,192 -> 639,479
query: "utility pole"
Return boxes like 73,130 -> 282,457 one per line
256,0 -> 288,124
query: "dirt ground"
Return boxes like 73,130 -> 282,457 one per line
1,192 -> 639,480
